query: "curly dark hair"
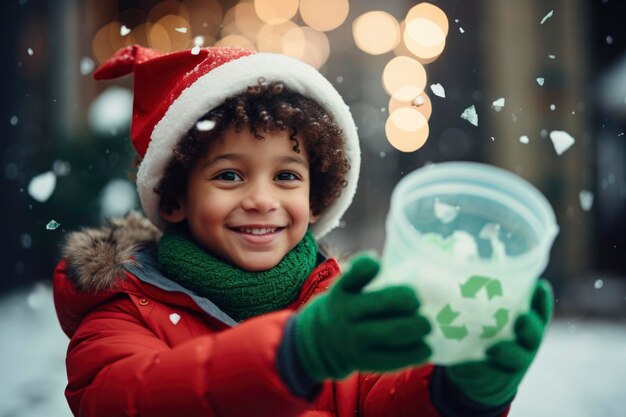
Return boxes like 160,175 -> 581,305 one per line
153,79 -> 351,218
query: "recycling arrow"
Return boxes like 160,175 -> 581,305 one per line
460,275 -> 503,300
436,304 -> 468,340
480,308 -> 510,338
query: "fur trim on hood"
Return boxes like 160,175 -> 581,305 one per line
62,212 -> 161,292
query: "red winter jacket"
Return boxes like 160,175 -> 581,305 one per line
53,213 -> 507,417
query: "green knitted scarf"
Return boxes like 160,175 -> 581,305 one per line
157,225 -> 318,322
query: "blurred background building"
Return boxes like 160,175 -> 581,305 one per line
0,0 -> 625,416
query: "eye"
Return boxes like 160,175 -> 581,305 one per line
275,171 -> 300,181
213,171 -> 243,182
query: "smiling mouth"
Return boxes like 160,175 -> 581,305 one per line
232,227 -> 284,235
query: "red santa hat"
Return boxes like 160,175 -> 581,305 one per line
94,45 -> 360,238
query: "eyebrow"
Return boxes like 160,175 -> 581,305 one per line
201,153 -> 308,170
277,155 -> 308,167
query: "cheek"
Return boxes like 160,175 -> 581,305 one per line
294,191 -> 314,222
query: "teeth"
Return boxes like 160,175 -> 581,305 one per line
239,227 -> 277,235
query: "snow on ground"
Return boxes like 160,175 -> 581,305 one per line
0,283 -> 624,417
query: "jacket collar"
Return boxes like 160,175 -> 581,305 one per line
124,248 -> 341,327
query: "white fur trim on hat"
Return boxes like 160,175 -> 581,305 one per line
136,52 -> 360,239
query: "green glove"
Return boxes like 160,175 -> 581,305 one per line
445,279 -> 554,406
294,254 -> 432,382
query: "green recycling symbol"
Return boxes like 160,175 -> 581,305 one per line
435,275 -> 510,341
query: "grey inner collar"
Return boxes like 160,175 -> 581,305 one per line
123,248 -> 238,327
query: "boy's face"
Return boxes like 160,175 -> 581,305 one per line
161,126 -> 318,271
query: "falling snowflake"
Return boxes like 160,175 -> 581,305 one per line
20,233 -> 32,249
536,77 -> 545,86
491,97 -> 505,112
193,36 -> 205,47
519,135 -> 530,144
548,54 -> 556,59
46,220 -> 61,230
100,179 -> 138,218
594,279 -> 604,289
412,95 -> 425,107
460,105 -> 478,126
28,171 -> 57,202
175,27 -> 188,33
578,190 -> 593,211
191,46 -> 201,55
120,25 -> 131,36
80,57 -> 95,75
169,313 -> 181,325
606,35 -> 614,45
549,130 -> 576,155
10,116 -> 18,126
430,83 -> 446,98
550,104 -> 556,111
52,160 -> 71,176
196,120 -> 216,131
540,10 -> 554,24
459,27 -> 465,33
27,48 -> 34,56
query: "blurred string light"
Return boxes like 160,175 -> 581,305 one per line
90,1 -> 449,150
385,107 -> 430,152
351,2 -> 449,152
352,11 -> 401,55
299,0 -> 349,32
254,0 -> 299,25
91,0 -> 349,69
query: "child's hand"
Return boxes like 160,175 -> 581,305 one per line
294,254 -> 432,382
444,279 -> 553,406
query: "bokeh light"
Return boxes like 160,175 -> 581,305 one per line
389,92 -> 432,120
128,23 -> 151,48
282,26 -> 330,68
254,0 -> 299,25
221,1 -> 264,44
352,11 -> 401,55
300,0 -> 349,32
156,15 -> 191,51
181,0 -> 223,38
147,22 -> 171,52
215,34 -> 256,49
92,22 -> 134,64
234,1 -> 265,37
406,2 -> 449,35
257,20 -> 299,52
385,107 -> 430,152
148,0 -> 189,22
404,17 -> 446,61
382,56 -> 427,97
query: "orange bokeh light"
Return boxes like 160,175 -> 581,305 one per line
406,2 -> 449,35
389,92 -> 432,121
352,11 -> 401,55
385,107 -> 430,152
382,56 -> 427,97
300,0 -> 349,32
404,17 -> 446,61
254,0 -> 299,25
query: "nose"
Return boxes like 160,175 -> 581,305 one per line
241,180 -> 280,213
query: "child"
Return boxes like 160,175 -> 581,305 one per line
53,45 -> 552,417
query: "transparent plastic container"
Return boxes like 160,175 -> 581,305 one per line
367,162 -> 559,365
